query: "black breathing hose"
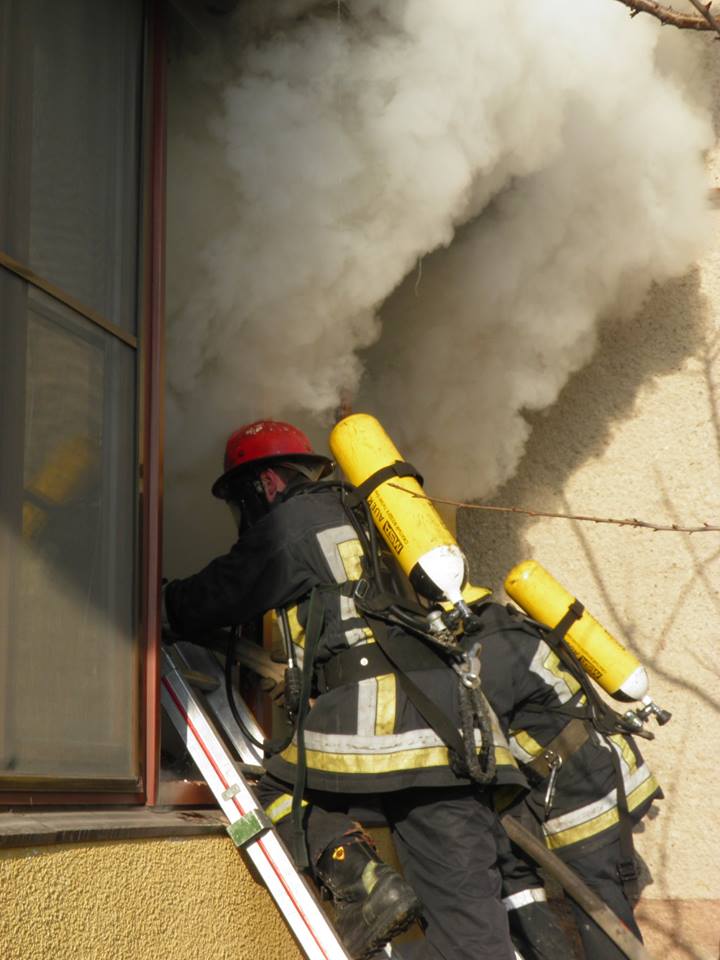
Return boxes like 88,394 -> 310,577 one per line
224,626 -> 266,751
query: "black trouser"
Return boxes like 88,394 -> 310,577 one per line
257,775 -> 515,960
493,819 -> 575,960
491,817 -> 643,960
565,838 -> 642,960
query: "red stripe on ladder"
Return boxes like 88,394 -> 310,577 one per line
161,675 -> 335,960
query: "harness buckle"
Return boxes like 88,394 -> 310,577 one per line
543,751 -> 563,815
616,858 -> 639,884
353,578 -> 370,601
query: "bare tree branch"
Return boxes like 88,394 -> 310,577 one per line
386,483 -> 720,533
687,0 -> 720,34
614,0 -> 720,34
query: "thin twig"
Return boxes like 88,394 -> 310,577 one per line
687,0 -> 720,36
614,0 -> 716,30
386,483 -> 720,533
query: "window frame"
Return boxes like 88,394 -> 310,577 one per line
0,0 -> 167,807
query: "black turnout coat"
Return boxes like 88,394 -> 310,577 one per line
470,603 -> 661,859
165,487 -> 525,796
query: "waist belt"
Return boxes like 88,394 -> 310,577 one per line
317,640 -> 439,693
523,718 -> 590,779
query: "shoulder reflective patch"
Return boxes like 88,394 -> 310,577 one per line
316,525 -> 359,583
528,640 -> 580,703
338,538 -> 364,581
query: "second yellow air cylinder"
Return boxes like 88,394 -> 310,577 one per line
504,560 -> 648,702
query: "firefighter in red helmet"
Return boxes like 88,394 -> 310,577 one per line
163,420 -> 422,959
163,419 -> 529,960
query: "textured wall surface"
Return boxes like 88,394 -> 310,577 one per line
0,835 -> 304,960
459,43 -> 720,960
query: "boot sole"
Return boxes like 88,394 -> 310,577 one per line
345,889 -> 424,960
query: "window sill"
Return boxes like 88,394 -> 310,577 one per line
0,807 -> 228,849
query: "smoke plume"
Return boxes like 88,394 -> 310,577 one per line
165,0 -> 713,569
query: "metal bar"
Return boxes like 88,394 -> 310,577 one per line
173,643 -> 265,766
161,647 -> 351,960
0,776 -> 141,793
0,791 -> 145,807
141,0 -> 167,807
502,815 -> 656,960
0,250 -> 138,350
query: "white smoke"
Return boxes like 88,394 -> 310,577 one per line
165,0 -> 713,566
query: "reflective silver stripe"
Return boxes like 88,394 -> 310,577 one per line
356,678 -> 378,737
264,793 -> 308,824
543,762 -> 654,837
490,708 -> 513,753
339,594 -> 359,621
344,626 -> 373,647
527,640 -> 578,704
315,525 -> 358,583
503,888 -> 547,911
300,726 -> 484,755
508,735 -> 536,765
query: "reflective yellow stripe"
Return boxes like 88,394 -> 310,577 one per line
512,729 -> 544,759
495,747 -> 516,768
374,674 -> 396,736
337,538 -> 364,581
280,741 -> 515,775
543,649 -> 581,696
265,793 -> 308,825
610,734 -> 637,774
544,775 -> 660,850
286,605 -> 306,649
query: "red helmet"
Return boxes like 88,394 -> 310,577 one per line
211,420 -> 332,499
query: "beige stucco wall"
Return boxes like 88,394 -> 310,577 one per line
459,54 -> 720,959
0,835 -> 303,960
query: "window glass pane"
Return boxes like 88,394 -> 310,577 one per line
0,0 -> 144,331
0,277 -> 138,782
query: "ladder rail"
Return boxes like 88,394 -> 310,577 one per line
174,641 -> 266,765
161,645 -> 352,960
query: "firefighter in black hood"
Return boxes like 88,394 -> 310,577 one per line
470,601 -> 662,960
163,420 -> 527,960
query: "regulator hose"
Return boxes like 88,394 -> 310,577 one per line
224,626 -> 266,751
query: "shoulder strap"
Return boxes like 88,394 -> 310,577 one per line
345,461 -> 423,507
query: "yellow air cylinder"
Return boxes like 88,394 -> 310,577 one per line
504,560 -> 648,702
330,413 -> 487,604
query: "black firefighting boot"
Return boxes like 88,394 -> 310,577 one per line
315,834 -> 423,960
506,896 -> 575,960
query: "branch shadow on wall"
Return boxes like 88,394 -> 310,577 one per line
458,267 -> 718,960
